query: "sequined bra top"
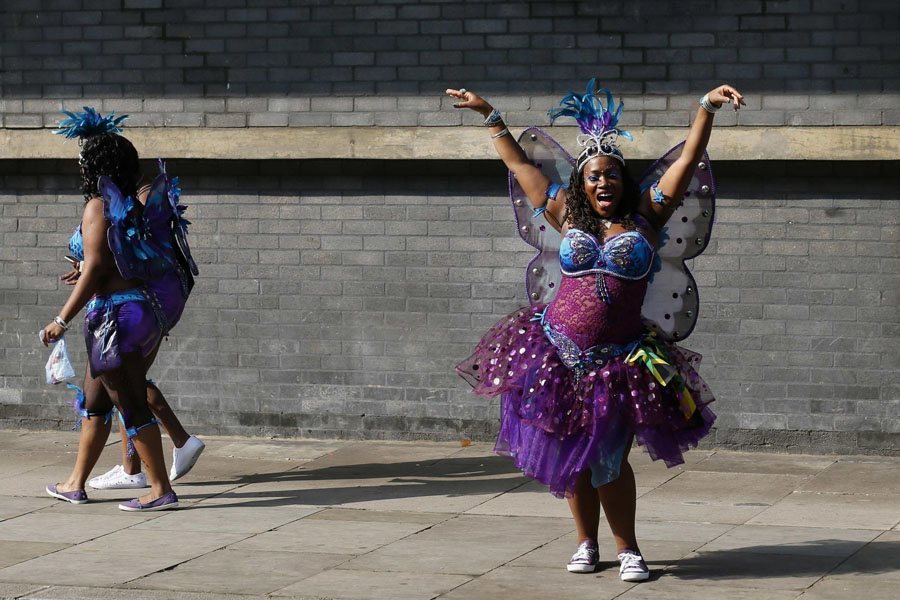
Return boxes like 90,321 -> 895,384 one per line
68,226 -> 84,261
559,228 -> 654,281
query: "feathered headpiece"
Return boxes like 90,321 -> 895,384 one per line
53,107 -> 128,141
548,79 -> 632,169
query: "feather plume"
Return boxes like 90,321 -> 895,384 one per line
548,79 -> 632,164
53,107 -> 128,140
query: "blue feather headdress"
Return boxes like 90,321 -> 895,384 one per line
53,107 -> 128,141
548,79 -> 633,168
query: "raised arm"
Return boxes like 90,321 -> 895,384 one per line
447,88 -> 567,231
640,84 -> 745,231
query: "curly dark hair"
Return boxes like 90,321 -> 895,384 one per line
78,132 -> 140,203
563,158 -> 641,237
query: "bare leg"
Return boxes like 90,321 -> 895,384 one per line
120,424 -> 140,475
119,343 -> 192,475
596,437 -> 639,554
567,468 -> 601,544
100,350 -> 172,502
143,343 -> 190,448
147,383 -> 190,448
56,371 -> 113,493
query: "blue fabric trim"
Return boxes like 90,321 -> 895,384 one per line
546,181 -> 562,201
85,289 -> 146,313
649,180 -> 665,204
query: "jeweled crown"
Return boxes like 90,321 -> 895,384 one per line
548,79 -> 632,169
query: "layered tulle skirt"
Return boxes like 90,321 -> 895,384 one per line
457,305 -> 716,498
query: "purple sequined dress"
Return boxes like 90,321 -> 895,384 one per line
457,226 -> 716,498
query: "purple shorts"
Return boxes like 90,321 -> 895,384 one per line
84,273 -> 187,375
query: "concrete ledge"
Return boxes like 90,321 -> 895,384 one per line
2,126 -> 899,161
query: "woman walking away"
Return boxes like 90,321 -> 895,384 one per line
41,108 -> 200,511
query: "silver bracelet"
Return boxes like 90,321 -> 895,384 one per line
490,127 -> 510,139
482,108 -> 502,126
54,316 -> 69,331
700,93 -> 721,113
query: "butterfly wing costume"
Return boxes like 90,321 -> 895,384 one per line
58,109 -> 198,377
457,83 -> 717,498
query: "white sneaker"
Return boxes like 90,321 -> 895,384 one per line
618,550 -> 650,582
87,465 -> 148,490
567,540 -> 599,573
170,435 -> 205,481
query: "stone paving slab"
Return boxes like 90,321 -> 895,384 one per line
438,565 -> 626,600
799,460 -> 900,495
127,548 -> 347,596
0,431 -> 898,600
635,471 -> 805,524
0,541 -> 70,570
695,524 -> 878,557
343,514 -> 574,576
272,569 -> 472,600
748,490 -> 900,530
799,577 -> 900,600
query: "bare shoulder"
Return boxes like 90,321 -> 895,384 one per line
82,197 -> 106,224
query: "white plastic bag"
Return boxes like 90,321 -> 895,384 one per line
45,336 -> 76,385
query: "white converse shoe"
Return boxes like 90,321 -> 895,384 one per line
567,540 -> 599,573
170,435 -> 205,481
87,465 -> 148,490
618,550 -> 650,582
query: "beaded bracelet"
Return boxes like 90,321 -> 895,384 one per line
482,108 -> 502,127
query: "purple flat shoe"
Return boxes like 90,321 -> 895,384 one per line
118,490 -> 179,512
46,483 -> 88,505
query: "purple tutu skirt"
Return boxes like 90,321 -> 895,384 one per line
457,305 -> 716,498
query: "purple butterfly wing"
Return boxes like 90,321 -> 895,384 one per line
160,163 -> 199,277
512,127 -> 574,306
638,142 -> 715,342
142,173 -> 173,227
98,175 -> 173,282
98,176 -> 142,281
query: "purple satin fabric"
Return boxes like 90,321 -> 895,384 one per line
84,272 -> 187,376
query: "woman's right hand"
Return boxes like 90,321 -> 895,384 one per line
61,267 -> 80,286
446,89 -> 492,118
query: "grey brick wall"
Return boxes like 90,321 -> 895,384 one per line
2,1 -> 899,129
1,2 -> 899,453
1,159 -> 898,454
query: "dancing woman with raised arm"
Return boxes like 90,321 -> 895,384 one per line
451,82 -> 743,581
41,108 -> 200,511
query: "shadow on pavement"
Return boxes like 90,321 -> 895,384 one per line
662,540 -> 900,580
174,454 -> 531,508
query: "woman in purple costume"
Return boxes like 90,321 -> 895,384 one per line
41,108 -> 199,511
449,82 -> 744,581
62,185 -> 205,493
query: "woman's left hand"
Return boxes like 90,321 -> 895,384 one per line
707,84 -> 746,111
40,321 -> 66,347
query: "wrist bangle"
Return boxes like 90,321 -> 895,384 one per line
490,127 -> 510,139
54,316 -> 69,331
482,108 -> 502,126
700,93 -> 721,113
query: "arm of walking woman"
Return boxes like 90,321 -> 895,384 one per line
640,84 -> 745,231
447,88 -> 566,231
41,198 -> 111,346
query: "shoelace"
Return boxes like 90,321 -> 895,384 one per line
618,552 -> 646,572
572,542 -> 598,562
